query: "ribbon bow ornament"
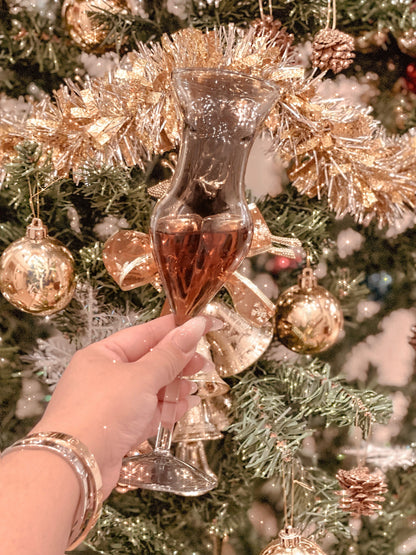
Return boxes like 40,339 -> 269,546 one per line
102,203 -> 302,329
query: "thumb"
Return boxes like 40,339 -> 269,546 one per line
134,316 -> 209,391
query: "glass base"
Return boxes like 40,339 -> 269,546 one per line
118,452 -> 217,496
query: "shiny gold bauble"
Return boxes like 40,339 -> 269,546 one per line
275,266 -> 343,354
62,0 -> 129,53
260,527 -> 327,555
0,218 -> 76,315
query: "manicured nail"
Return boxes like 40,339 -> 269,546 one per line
188,352 -> 207,373
172,317 -> 207,353
204,316 -> 224,332
187,395 -> 201,410
197,358 -> 215,375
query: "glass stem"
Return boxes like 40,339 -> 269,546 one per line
153,376 -> 181,454
154,424 -> 173,453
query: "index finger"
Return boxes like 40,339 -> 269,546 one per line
98,314 -> 177,362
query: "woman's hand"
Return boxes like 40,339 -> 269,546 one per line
32,314 -> 221,497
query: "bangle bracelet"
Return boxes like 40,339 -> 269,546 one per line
1,431 -> 103,551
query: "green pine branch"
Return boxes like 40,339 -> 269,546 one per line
230,358 -> 392,479
256,188 -> 331,263
2,140 -> 54,215
325,269 -> 370,323
190,0 -> 416,35
88,4 -> 183,54
87,435 -> 257,554
0,10 -> 82,96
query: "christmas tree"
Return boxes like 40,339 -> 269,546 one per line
1,0 -> 416,553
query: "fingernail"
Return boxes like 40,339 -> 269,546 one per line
204,316 -> 224,332
172,317 -> 207,353
187,395 -> 201,409
189,352 -> 206,373
201,358 -> 216,374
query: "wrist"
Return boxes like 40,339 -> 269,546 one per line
0,447 -> 80,554
31,418 -> 120,498
2,431 -> 103,550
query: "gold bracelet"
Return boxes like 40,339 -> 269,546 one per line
1,431 -> 103,551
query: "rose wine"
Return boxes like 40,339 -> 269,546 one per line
153,214 -> 252,324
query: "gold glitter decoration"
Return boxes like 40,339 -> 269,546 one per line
260,526 -> 327,555
283,109 -> 416,227
311,28 -> 355,74
205,393 -> 233,431
0,126 -> 20,180
336,466 -> 387,516
147,152 -> 177,198
19,27 -> 301,178
0,218 -> 76,315
3,25 -> 415,227
62,0 -> 129,53
274,263 -> 343,354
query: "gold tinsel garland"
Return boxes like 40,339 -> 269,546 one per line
1,26 -> 416,226
0,95 -> 30,181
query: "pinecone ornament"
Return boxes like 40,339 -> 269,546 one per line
250,16 -> 294,54
336,466 -> 387,516
147,179 -> 171,199
312,28 -> 355,73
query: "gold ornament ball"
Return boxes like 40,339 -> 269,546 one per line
0,219 -> 76,315
260,527 -> 327,555
62,0 -> 129,53
275,268 -> 343,354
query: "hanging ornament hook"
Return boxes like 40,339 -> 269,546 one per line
353,398 -> 373,467
260,461 -> 324,554
258,0 -> 273,20
325,0 -> 337,30
298,252 -> 318,290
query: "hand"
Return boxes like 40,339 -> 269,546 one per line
31,314 -> 221,497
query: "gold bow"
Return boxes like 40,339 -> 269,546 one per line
102,229 -> 162,292
102,204 -> 301,327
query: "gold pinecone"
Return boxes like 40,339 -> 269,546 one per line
335,466 -> 387,517
312,28 -> 355,73
147,179 -> 171,199
250,16 -> 294,54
